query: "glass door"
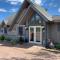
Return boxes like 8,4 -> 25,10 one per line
29,26 -> 43,44
29,27 -> 34,43
36,27 -> 40,42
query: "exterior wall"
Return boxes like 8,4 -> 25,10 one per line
25,29 -> 29,40
0,24 -> 23,40
57,31 -> 60,43
0,28 -> 4,35
5,35 -> 19,40
0,31 -> 19,40
8,30 -> 18,36
8,22 -> 60,43
57,23 -> 60,43
47,23 -> 59,43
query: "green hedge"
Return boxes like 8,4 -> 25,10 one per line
5,37 -> 11,42
18,37 -> 24,44
0,35 -> 5,41
0,35 -> 25,45
10,40 -> 17,45
55,43 -> 60,49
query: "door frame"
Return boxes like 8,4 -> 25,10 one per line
29,26 -> 44,44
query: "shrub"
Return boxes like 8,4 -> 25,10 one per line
10,40 -> 17,45
25,38 -> 29,43
55,43 -> 60,49
5,37 -> 11,42
18,37 -> 24,44
0,35 -> 5,41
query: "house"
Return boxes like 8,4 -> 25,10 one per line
0,0 -> 60,46
0,21 -> 8,35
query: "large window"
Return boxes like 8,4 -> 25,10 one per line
18,27 -> 23,35
29,13 -> 42,26
4,28 -> 7,34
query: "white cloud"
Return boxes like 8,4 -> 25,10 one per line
9,8 -> 18,12
0,8 -> 18,13
35,0 -> 42,5
49,3 -> 53,7
10,1 -> 18,5
54,5 -> 57,7
49,3 -> 57,8
11,9 -> 16,12
19,0 -> 24,3
6,0 -> 24,5
58,8 -> 60,13
0,8 -> 7,12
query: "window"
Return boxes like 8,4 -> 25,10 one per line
4,28 -> 7,34
57,23 -> 60,31
18,27 -> 23,35
0,29 -> 3,33
36,27 -> 40,32
30,28 -> 34,32
36,14 -> 40,21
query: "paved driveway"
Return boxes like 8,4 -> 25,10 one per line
0,43 -> 60,60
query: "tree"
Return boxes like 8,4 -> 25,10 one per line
1,20 -> 5,27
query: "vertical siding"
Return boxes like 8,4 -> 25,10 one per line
51,23 -> 57,42
47,23 -> 57,43
57,23 -> 60,43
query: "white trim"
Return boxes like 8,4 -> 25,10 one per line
40,28 -> 42,44
34,27 -> 36,43
29,26 -> 44,44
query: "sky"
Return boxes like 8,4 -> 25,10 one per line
0,0 -> 60,22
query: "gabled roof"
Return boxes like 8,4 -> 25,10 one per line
27,0 -> 52,21
9,0 -> 30,30
6,13 -> 17,25
9,0 -> 53,30
52,16 -> 60,22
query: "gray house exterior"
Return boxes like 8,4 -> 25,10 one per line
0,0 -> 60,45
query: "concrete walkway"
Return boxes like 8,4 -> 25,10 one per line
0,43 -> 60,60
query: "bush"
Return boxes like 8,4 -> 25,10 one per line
18,37 -> 24,44
0,35 -> 5,41
25,38 -> 29,43
55,43 -> 60,49
10,40 -> 17,45
5,37 -> 11,42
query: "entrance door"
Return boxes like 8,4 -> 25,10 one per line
29,26 -> 43,44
